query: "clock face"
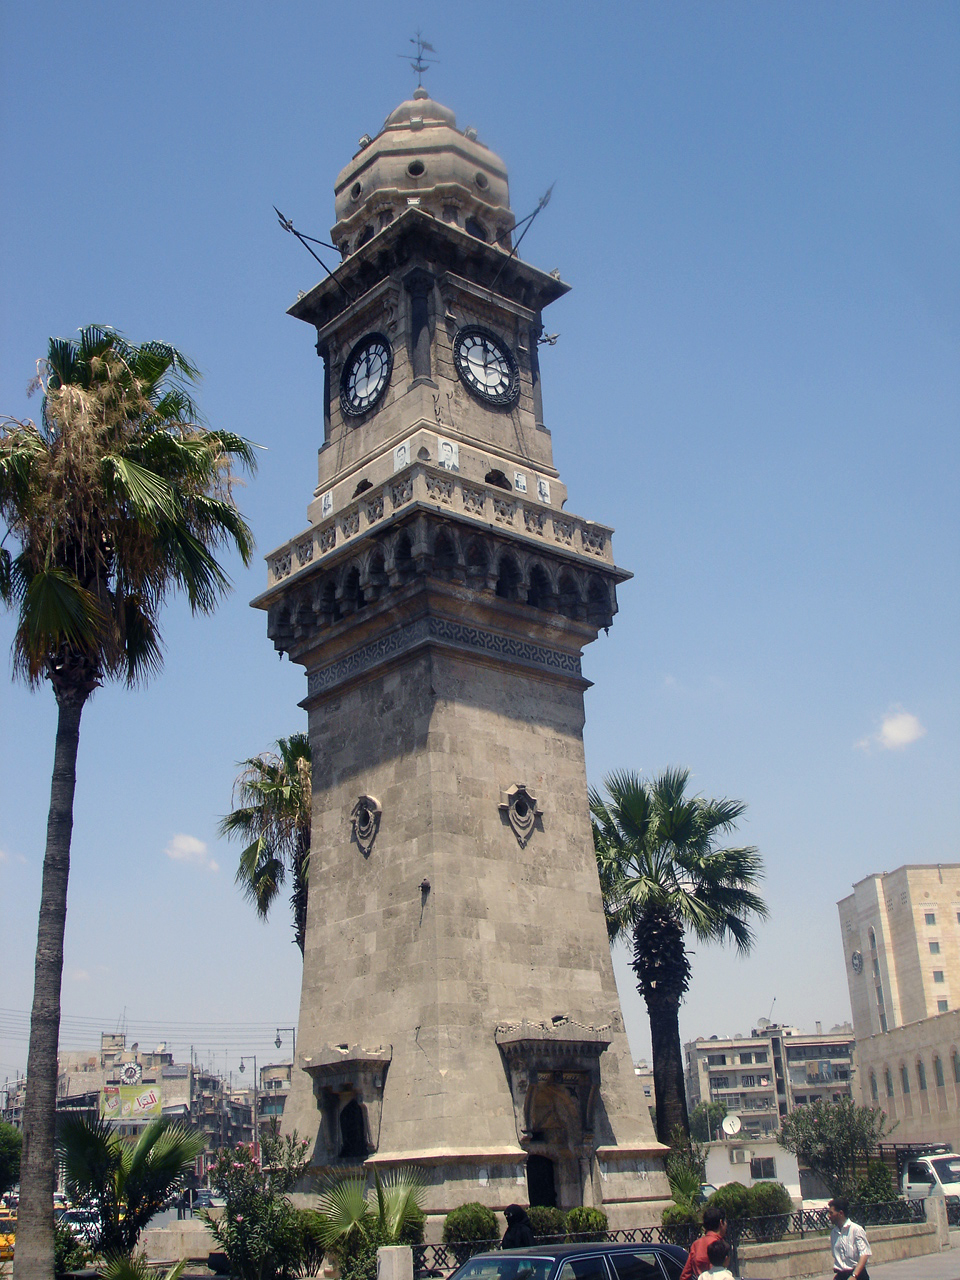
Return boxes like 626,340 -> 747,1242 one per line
340,333 -> 393,417
453,326 -> 520,407
851,950 -> 864,974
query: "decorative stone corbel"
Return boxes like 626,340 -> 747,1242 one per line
499,784 -> 542,848
351,795 -> 382,856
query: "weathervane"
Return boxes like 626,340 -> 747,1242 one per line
399,30 -> 439,89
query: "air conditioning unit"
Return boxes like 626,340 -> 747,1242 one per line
730,1148 -> 746,1164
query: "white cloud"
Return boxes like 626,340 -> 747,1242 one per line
857,707 -> 927,752
69,969 -> 91,983
164,833 -> 218,870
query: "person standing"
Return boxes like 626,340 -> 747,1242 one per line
827,1197 -> 871,1280
679,1206 -> 727,1280
501,1204 -> 535,1249
703,1238 -> 735,1280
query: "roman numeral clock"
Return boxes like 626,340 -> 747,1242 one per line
253,85 -> 668,1225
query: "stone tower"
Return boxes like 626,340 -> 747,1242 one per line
255,88 -> 668,1224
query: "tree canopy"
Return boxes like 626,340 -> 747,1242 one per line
777,1097 -> 893,1197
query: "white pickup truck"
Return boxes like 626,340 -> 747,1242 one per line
902,1151 -> 960,1203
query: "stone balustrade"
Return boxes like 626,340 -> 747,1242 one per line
266,464 -> 614,587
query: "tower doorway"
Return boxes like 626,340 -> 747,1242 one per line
527,1154 -> 558,1207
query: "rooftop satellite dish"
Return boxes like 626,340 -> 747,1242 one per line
721,1115 -> 742,1136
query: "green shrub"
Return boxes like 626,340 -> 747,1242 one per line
54,1220 -> 91,1278
526,1205 -> 566,1240
748,1181 -> 793,1217
707,1181 -> 753,1222
745,1181 -> 793,1241
659,1202 -> 700,1247
442,1202 -> 499,1243
565,1206 -> 608,1240
852,1160 -> 895,1205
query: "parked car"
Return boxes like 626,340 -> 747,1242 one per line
448,1241 -> 689,1280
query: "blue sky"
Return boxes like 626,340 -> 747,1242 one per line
1,2 -> 957,1085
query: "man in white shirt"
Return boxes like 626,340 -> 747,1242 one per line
827,1197 -> 871,1279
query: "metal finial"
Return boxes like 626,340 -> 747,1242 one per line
397,29 -> 439,90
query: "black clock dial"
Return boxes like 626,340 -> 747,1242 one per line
851,950 -> 863,974
453,326 -> 520,407
340,333 -> 393,417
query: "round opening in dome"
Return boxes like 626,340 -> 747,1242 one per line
350,182 -> 362,201
475,172 -> 489,190
407,159 -> 426,178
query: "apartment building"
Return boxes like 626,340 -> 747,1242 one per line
685,1020 -> 856,1138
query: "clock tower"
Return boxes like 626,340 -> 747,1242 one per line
254,88 -> 668,1223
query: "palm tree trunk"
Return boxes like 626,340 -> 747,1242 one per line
13,691 -> 87,1280
646,991 -> 691,1145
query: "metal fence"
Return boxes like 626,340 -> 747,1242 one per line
413,1199 -> 928,1278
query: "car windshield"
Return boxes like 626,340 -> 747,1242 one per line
933,1159 -> 960,1183
454,1258 -> 555,1280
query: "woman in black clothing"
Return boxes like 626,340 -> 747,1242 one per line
502,1204 -> 535,1249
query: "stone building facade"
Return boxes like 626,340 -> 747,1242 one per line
839,863 -> 960,1147
257,88 -> 667,1224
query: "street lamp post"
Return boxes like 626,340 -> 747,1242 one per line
238,1055 -> 258,1159
275,1026 -> 297,1064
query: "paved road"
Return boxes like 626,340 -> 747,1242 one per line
743,1243 -> 960,1280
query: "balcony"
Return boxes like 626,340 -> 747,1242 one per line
265,462 -> 615,589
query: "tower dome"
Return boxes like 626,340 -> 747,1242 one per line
331,88 -> 514,257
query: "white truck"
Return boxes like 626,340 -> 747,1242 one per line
901,1151 -> 960,1204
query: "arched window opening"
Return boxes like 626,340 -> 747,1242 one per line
434,531 -> 457,571
885,1067 -> 894,1097
357,225 -> 374,249
935,1056 -> 945,1088
527,565 -> 550,610
869,1072 -> 878,1102
952,1052 -> 960,1085
466,540 -> 488,579
586,577 -> 609,626
495,556 -> 521,601
917,1060 -> 928,1091
558,571 -> 580,620
343,567 -> 365,613
338,1098 -> 368,1159
321,580 -> 341,624
900,1065 -> 911,1095
465,216 -> 488,242
395,532 -> 414,582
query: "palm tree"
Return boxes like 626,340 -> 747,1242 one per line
219,734 -> 312,955
313,1167 -> 426,1280
58,1115 -> 206,1257
0,326 -> 256,1280
590,767 -> 767,1144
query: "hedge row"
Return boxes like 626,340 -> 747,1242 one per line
442,1203 -> 609,1243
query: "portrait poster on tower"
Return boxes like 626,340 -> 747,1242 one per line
100,1084 -> 162,1120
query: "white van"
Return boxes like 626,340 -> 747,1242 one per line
902,1152 -> 960,1202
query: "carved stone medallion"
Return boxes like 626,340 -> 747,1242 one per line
499,784 -> 542,848
351,795 -> 382,855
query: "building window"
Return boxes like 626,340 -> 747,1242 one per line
712,1076 -> 729,1090
926,913 -> 937,926
873,958 -> 881,976
741,1075 -> 756,1087
935,1057 -> 945,1088
934,971 -> 945,983
900,1065 -> 910,1095
885,1068 -> 894,1097
939,1000 -> 949,1013
869,928 -> 877,951
917,1060 -> 927,1091
754,1052 -> 768,1064
930,941 -> 941,954
954,1053 -> 960,1085
740,1052 -> 753,1065
870,1073 -> 878,1101
880,1012 -> 888,1032
750,1157 -> 776,1180
706,1054 -> 727,1066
